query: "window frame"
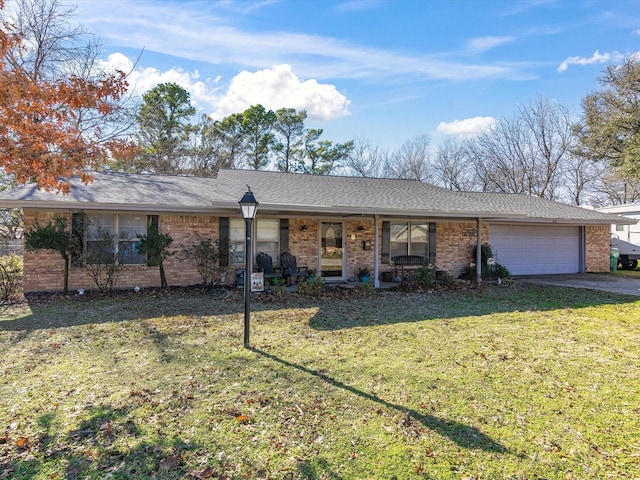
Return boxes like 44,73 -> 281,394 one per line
74,213 -> 151,266
390,221 -> 429,258
228,218 -> 282,266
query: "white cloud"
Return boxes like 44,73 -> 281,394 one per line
101,56 -> 349,121
101,53 -> 221,112
436,117 -> 496,138
466,36 -> 515,53
557,50 -> 624,72
214,65 -> 351,121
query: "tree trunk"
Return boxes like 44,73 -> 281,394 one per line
63,254 -> 70,294
159,262 -> 167,288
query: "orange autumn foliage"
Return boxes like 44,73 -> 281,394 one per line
0,1 -> 134,193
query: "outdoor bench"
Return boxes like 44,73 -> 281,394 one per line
392,255 -> 426,279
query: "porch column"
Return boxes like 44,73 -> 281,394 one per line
373,215 -> 380,288
579,226 -> 586,273
476,218 -> 482,284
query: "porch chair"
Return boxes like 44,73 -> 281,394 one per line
280,252 -> 309,285
255,252 -> 282,283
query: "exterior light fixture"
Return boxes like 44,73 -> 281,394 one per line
239,185 -> 258,349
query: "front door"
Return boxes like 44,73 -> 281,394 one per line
320,221 -> 345,280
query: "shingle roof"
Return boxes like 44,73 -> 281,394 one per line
0,169 -> 632,225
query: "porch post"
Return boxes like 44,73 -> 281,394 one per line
476,218 -> 482,284
579,226 -> 586,273
373,215 -> 380,288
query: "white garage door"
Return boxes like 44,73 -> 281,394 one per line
489,225 -> 581,275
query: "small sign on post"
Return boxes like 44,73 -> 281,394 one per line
251,272 -> 264,292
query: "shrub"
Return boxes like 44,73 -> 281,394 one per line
459,243 -> 510,281
84,227 -> 124,293
182,235 -> 227,287
264,277 -> 288,301
415,261 -> 438,286
298,273 -> 326,296
0,254 -> 23,303
137,224 -> 174,288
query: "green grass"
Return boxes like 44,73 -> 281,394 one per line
612,267 -> 640,278
1,284 -> 639,479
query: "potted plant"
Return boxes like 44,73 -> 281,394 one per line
358,267 -> 370,283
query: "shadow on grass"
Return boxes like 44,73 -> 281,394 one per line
1,283 -> 637,335
308,283 -> 640,330
0,404 -> 193,480
253,348 -> 508,454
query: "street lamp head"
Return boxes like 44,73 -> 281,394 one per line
239,185 -> 259,219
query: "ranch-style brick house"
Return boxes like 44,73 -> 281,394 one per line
0,169 -> 633,292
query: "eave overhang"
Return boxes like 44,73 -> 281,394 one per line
6,198 -> 631,226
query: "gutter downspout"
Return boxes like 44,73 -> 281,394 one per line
374,215 -> 380,288
476,218 -> 482,284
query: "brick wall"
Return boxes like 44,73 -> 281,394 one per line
345,220 -> 375,279
23,211 -> 70,292
585,225 -> 610,272
436,221 -> 489,277
21,209 -> 614,291
288,218 -> 490,280
287,218 -> 317,272
159,214 -> 220,286
22,210 -> 221,292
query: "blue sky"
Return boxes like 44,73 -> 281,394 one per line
74,0 -> 640,151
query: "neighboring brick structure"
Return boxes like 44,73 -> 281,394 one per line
585,225 -> 610,272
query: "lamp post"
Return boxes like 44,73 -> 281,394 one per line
239,185 -> 259,349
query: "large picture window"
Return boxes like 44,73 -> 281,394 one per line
382,221 -> 433,263
75,213 -> 151,265
390,222 -> 428,258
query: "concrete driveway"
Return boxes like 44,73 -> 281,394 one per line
516,273 -> 640,296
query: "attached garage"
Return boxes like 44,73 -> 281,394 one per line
489,224 -> 582,275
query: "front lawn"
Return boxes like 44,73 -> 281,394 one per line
1,284 -> 639,479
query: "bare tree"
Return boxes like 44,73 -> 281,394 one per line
468,96 -> 573,201
432,137 -> 477,191
384,134 -> 434,182
0,169 -> 22,239
563,153 -> 603,206
591,164 -> 640,206
343,137 -> 388,177
2,0 -> 85,80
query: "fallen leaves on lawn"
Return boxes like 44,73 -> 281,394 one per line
15,436 -> 30,450
235,414 -> 251,424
